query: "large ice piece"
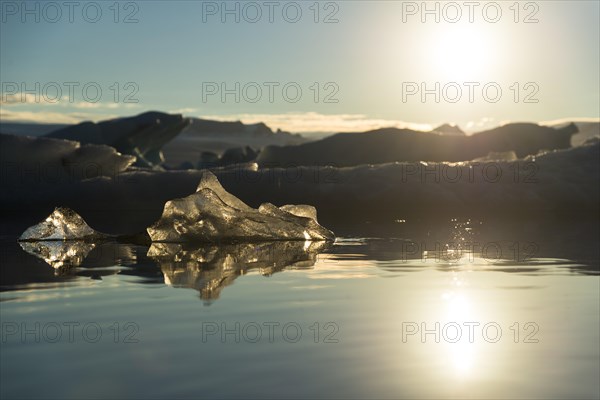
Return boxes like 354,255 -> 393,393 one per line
19,207 -> 105,241
147,171 -> 335,242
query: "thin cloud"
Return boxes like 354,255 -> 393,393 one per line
0,110 -> 118,124
539,117 -> 600,126
0,93 -> 66,106
71,102 -> 118,109
465,117 -> 497,133
197,112 -> 434,134
0,93 -> 139,110
170,107 -> 198,114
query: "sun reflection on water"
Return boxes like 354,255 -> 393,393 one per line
442,288 -> 478,376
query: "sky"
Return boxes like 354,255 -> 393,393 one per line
1,0 -> 599,134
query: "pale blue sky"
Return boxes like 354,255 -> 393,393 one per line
1,0 -> 599,133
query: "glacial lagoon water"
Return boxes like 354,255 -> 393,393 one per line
1,226 -> 599,399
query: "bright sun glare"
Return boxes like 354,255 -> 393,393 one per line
426,25 -> 494,80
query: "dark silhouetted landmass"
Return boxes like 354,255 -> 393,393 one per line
162,118 -> 307,168
257,123 -> 577,167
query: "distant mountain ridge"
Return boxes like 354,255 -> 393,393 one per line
161,117 -> 307,168
2,115 -> 597,168
0,116 -> 305,143
430,123 -> 465,136
184,118 -> 302,139
0,114 -> 308,169
256,122 -> 578,167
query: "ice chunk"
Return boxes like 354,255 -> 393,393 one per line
279,204 -> 318,220
46,111 -> 190,168
19,207 -> 105,241
148,241 -> 328,301
0,133 -> 135,181
473,151 -> 518,161
19,241 -> 95,269
147,171 -> 335,242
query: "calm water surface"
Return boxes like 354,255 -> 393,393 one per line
1,234 -> 599,399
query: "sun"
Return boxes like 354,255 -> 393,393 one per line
425,24 -> 494,80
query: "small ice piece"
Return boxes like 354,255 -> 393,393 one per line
147,171 -> 335,242
19,207 -> 105,241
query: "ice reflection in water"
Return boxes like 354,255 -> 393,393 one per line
11,239 -> 332,296
3,216 -> 598,396
1,230 -> 599,399
148,241 -> 329,302
19,241 -> 96,270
